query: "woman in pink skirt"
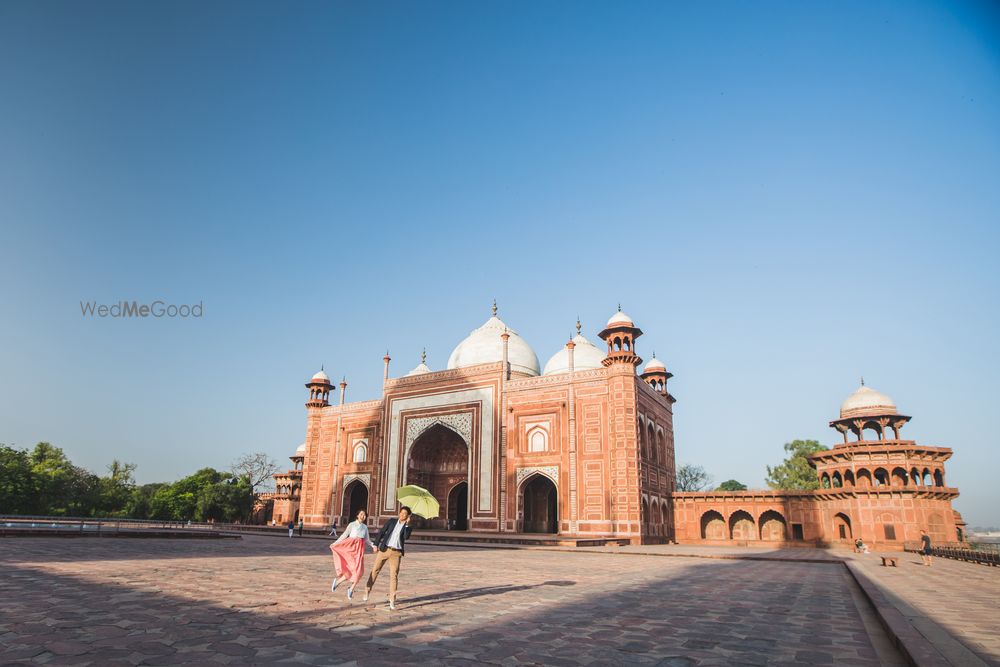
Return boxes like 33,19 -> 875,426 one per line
329,509 -> 375,600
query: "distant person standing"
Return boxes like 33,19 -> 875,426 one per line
919,529 -> 933,566
298,518 -> 305,537
329,519 -> 339,537
287,520 -> 295,538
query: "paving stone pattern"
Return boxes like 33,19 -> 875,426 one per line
848,552 -> 1000,665
1,536 -> 885,666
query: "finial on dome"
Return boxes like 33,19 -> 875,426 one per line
492,299 -> 497,317
321,364 -> 324,371
861,376 -> 865,386
653,350 -> 656,358
617,303 -> 622,312
576,317 -> 582,335
421,347 -> 426,364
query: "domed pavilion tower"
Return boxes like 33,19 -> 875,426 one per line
640,355 -> 674,401
809,383 -> 961,546
271,443 -> 305,525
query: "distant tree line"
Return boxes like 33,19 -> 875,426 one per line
0,442 -> 278,522
677,438 -> 830,492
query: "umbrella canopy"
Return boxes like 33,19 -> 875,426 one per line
395,484 -> 440,519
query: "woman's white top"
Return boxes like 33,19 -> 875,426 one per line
333,520 -> 375,550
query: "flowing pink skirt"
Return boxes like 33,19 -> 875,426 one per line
329,538 -> 366,585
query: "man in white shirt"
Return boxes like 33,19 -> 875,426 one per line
364,506 -> 413,610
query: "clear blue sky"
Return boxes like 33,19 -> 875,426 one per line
1,1 -> 998,526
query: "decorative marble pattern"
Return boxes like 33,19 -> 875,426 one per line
516,465 -> 559,487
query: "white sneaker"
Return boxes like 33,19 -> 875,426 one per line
388,600 -> 396,611
331,578 -> 338,592
347,586 -> 354,601
362,591 -> 369,602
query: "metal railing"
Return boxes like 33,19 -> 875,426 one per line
903,540 -> 1000,566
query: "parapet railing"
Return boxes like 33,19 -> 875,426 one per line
903,540 -> 1000,566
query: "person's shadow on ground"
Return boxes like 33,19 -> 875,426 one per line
401,580 -> 576,609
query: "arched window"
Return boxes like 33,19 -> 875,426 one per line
832,471 -> 843,488
821,473 -> 831,489
528,428 -> 548,453
353,442 -> 367,463
530,428 -> 548,452
933,469 -> 944,487
874,468 -> 889,487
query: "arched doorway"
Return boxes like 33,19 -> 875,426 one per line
701,510 -> 726,540
406,423 -> 469,530
730,510 -> 756,541
447,482 -> 468,530
833,512 -> 852,541
759,510 -> 787,541
342,480 -> 369,523
522,474 -> 557,533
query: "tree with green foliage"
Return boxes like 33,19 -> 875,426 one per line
717,479 -> 747,491
0,444 -> 35,514
98,460 -> 137,516
765,439 -> 828,490
676,464 -> 712,492
0,442 -> 272,522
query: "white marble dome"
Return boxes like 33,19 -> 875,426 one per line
447,315 -> 540,376
840,385 -> 897,418
294,443 -> 306,456
311,369 -> 329,382
406,362 -> 431,376
606,309 -> 634,327
643,356 -> 666,372
543,334 -> 607,375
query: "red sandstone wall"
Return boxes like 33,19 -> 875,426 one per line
672,490 -> 960,549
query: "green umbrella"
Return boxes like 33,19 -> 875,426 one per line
395,484 -> 440,519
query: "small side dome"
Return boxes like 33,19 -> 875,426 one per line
643,356 -> 666,373
840,385 -> 897,418
543,334 -> 606,375
407,349 -> 432,376
606,309 -> 634,327
294,442 -> 306,456
311,369 -> 330,382
406,362 -> 431,376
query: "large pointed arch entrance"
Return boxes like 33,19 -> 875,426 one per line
405,423 -> 469,530
520,474 -> 558,534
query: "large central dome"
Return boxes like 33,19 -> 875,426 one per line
447,315 -> 540,376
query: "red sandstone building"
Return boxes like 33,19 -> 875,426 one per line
272,305 -> 963,549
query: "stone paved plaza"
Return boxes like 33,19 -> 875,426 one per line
0,535 -> 994,665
